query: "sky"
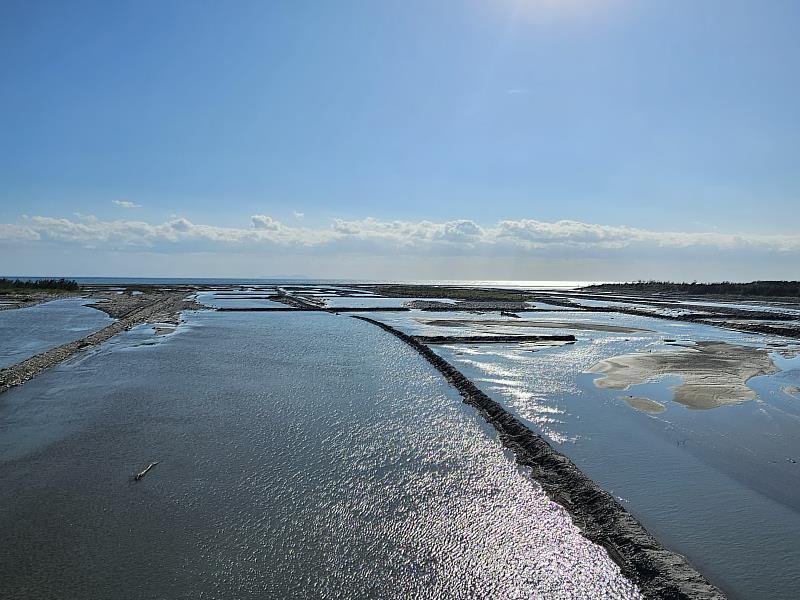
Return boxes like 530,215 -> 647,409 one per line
1,0 -> 798,281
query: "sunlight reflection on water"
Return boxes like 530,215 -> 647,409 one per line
0,311 -> 640,599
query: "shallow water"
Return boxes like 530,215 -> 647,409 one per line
195,291 -> 288,309
366,309 -> 800,599
323,296 -> 458,308
0,298 -> 112,368
563,295 -> 800,318
0,311 -> 639,599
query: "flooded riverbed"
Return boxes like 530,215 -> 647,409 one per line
0,311 -> 639,599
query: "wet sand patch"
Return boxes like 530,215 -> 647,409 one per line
589,342 -> 778,410
417,318 -> 650,334
620,396 -> 667,414
413,334 -> 575,345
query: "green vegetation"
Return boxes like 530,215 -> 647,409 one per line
371,285 -> 533,302
586,281 -> 800,298
0,278 -> 80,293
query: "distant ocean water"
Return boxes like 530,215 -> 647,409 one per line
4,276 -> 603,289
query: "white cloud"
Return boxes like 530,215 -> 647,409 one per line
112,200 -> 142,209
0,223 -> 40,242
251,215 -> 282,231
293,211 -> 305,219
0,214 -> 798,259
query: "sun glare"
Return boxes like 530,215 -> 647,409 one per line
496,0 -> 626,25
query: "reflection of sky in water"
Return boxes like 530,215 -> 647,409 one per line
362,309 -> 800,599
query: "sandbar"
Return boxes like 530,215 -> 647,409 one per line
589,341 -> 778,410
620,396 -> 667,414
418,318 -> 650,334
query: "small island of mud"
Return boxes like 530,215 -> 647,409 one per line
589,341 -> 778,410
620,396 -> 667,414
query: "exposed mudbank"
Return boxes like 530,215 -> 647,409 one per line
216,306 -> 410,312
620,396 -> 667,414
404,300 -> 533,311
352,315 -> 724,600
535,292 -> 800,339
419,318 -> 651,334
589,342 -> 778,410
0,292 -> 203,395
413,334 -> 575,345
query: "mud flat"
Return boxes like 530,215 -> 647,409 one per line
404,300 -> 533,311
589,341 -> 778,410
536,291 -> 800,339
352,315 -> 723,600
418,318 -> 651,334
0,292 -> 203,395
413,334 -> 576,345
620,396 -> 667,414
216,306 -> 410,312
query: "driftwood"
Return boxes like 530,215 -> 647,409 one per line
133,461 -> 160,481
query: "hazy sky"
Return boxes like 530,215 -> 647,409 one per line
1,0 -> 798,280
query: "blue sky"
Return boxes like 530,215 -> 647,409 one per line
1,0 -> 798,279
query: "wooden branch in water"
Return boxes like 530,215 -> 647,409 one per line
134,461 -> 160,481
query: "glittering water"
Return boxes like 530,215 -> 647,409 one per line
0,311 -> 639,599
366,309 -> 800,599
0,298 -> 112,368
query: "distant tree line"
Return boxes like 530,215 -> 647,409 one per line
588,280 -> 800,297
0,278 -> 79,291
372,285 -> 532,302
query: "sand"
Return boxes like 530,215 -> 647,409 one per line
620,396 -> 667,414
590,341 -> 778,410
418,318 -> 650,334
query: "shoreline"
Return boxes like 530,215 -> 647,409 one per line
0,291 -> 204,395
0,290 -> 82,311
353,315 -> 725,599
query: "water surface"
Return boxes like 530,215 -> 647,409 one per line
0,311 -> 639,599
367,309 -> 800,599
0,298 -> 112,368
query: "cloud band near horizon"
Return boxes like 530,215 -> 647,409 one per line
1,214 -> 799,257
